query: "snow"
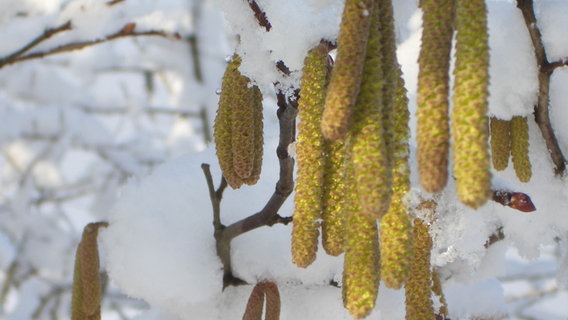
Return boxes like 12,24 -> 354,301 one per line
1,0 -> 568,319
102,150 -> 224,316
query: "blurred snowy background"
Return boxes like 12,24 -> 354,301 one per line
0,0 -> 567,319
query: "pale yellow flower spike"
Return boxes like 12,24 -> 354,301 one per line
292,43 -> 330,267
417,0 -> 455,193
511,116 -> 532,182
243,85 -> 264,185
490,117 -> 511,171
351,0 -> 393,219
321,139 -> 347,256
451,0 -> 492,208
214,55 -> 244,189
71,222 -> 108,320
405,202 -> 435,320
342,159 -> 380,319
321,0 -> 373,141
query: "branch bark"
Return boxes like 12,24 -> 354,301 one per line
517,0 -> 567,176
202,93 -> 296,287
246,0 -> 272,32
0,22 -> 180,69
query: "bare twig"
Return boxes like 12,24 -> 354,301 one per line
517,0 -> 567,176
0,21 -> 72,68
106,0 -> 126,6
0,23 -> 181,69
247,0 -> 272,32
202,91 -> 296,288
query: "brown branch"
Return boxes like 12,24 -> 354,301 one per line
202,91 -> 296,288
107,0 -> 126,6
247,0 -> 272,32
542,57 -> 568,73
517,0 -> 567,176
0,22 -> 181,69
0,21 -> 72,68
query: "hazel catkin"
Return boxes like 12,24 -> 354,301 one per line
71,222 -> 108,320
490,117 -> 511,171
350,0 -> 392,219
510,116 -> 532,182
321,0 -> 373,141
416,0 -> 455,193
451,0 -> 492,208
292,43 -> 330,267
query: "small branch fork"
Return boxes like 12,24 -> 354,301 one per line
517,0 -> 568,176
0,21 -> 180,69
202,93 -> 296,288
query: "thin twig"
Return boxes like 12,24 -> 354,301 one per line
201,91 -> 297,288
0,21 -> 72,68
0,23 -> 180,69
247,0 -> 272,32
517,0 -> 567,176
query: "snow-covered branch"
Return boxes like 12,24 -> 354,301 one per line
517,0 -> 567,176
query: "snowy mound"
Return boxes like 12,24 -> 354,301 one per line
101,151 -> 223,315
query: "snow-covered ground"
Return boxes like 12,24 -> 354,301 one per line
1,0 -> 567,319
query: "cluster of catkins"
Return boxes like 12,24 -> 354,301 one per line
291,0 -> 518,319
212,0 -> 531,318
292,0 -> 419,318
214,54 -> 264,189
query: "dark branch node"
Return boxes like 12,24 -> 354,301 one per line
247,0 -> 272,32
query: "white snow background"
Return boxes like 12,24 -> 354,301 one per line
1,0 -> 568,319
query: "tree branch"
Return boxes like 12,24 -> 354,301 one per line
0,21 -> 72,68
246,0 -> 272,32
202,91 -> 297,288
0,22 -> 181,69
517,0 -> 567,176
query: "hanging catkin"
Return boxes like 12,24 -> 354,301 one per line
511,116 -> 532,182
405,204 -> 435,320
341,159 -> 380,319
490,117 -> 511,171
377,0 -> 398,167
431,269 -> 449,319
214,55 -> 263,189
416,0 -> 455,193
451,0 -> 492,208
71,222 -> 108,320
321,0 -> 373,141
292,43 -> 330,267
380,65 -> 413,289
243,85 -> 264,185
321,139 -> 347,256
350,0 -> 392,219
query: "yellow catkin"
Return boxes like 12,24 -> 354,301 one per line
292,43 -> 330,268
490,117 -> 511,171
71,222 -> 108,320
405,217 -> 435,320
230,63 -> 257,180
214,55 -> 244,189
214,55 -> 263,188
243,85 -> 264,185
416,0 -> 455,193
321,139 -> 347,256
342,159 -> 380,319
321,0 -> 373,141
451,0 -> 492,208
510,116 -> 532,182
351,0 -> 392,219
377,0 -> 398,167
431,269 -> 448,319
